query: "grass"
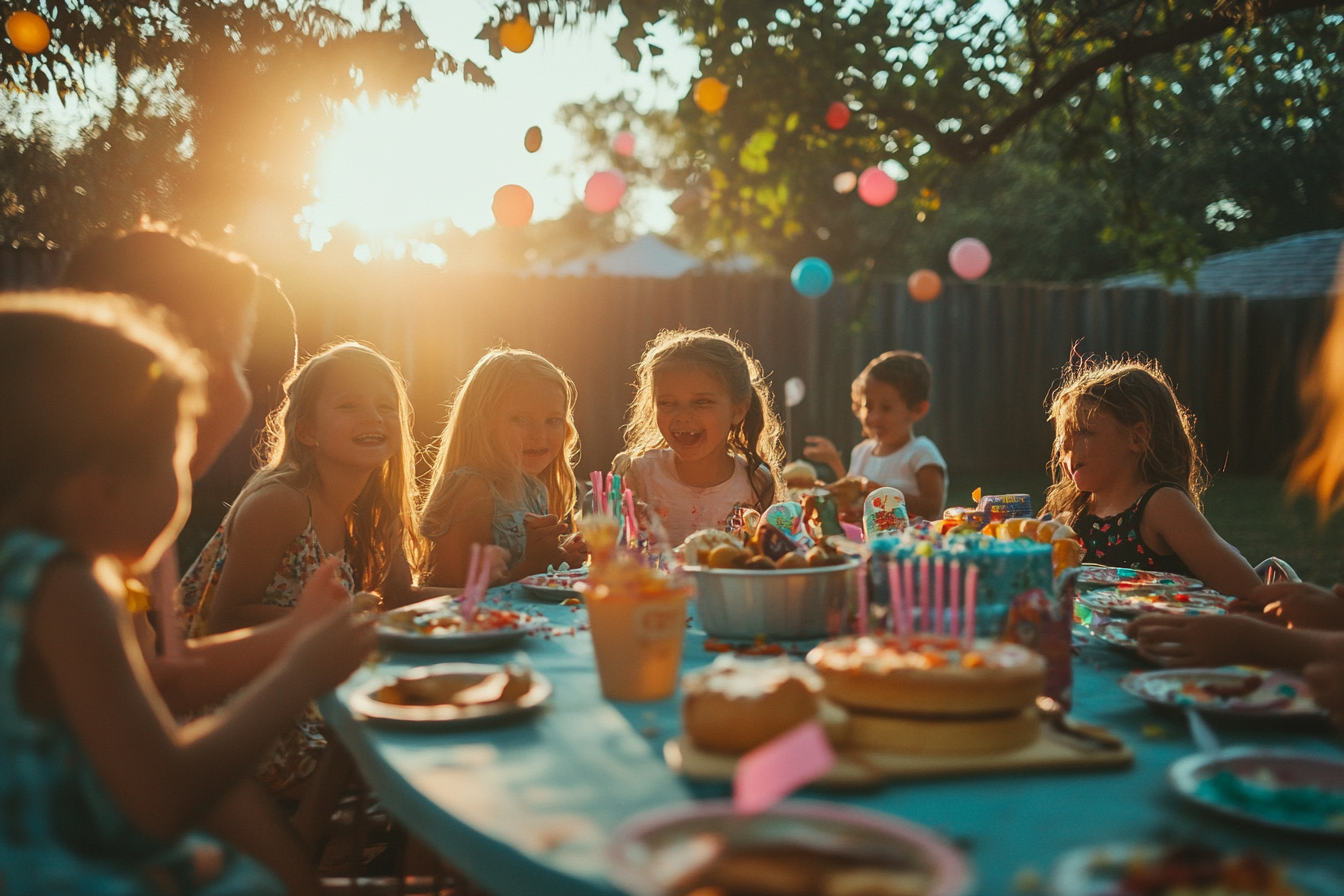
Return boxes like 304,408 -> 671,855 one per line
950,472 -> 1344,586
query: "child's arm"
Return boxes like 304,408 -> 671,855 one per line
206,485 -> 313,633
27,556 -> 373,841
424,475 -> 499,587
200,779 -> 319,896
1303,634 -> 1344,734
1141,488 -> 1262,599
803,436 -> 846,481
1127,612 -> 1334,669
1233,581 -> 1344,631
903,465 -> 947,521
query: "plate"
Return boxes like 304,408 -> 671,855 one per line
349,662 -> 552,729
1120,667 -> 1322,717
1089,618 -> 1137,652
376,600 -> 548,653
1169,747 -> 1344,836
1076,566 -> 1203,590
518,567 -> 589,603
1050,842 -> 1344,895
607,800 -> 972,896
1076,586 -> 1232,617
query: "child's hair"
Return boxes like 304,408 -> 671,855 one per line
0,291 -> 205,512
1044,357 -> 1208,520
223,341 -> 423,590
1291,272 -> 1344,516
851,350 -> 933,413
623,328 -> 783,509
425,348 -> 580,519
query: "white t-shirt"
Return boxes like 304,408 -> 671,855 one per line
848,436 -> 947,497
625,449 -> 758,548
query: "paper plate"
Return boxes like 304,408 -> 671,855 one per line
376,602 -> 548,653
349,662 -> 552,729
1076,587 -> 1231,618
518,568 -> 589,603
1169,747 -> 1344,836
1050,842 -> 1344,896
1089,618 -> 1138,653
1120,667 -> 1322,717
607,800 -> 972,896
1076,566 -> 1203,590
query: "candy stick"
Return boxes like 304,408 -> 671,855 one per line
919,556 -> 930,635
949,559 -> 961,640
964,563 -> 979,650
856,557 -> 869,636
933,557 -> 945,635
902,559 -> 915,640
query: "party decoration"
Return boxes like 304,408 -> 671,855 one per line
612,130 -> 636,156
825,101 -> 851,130
6,10 -> 50,54
498,17 -> 535,53
864,487 -> 910,540
693,76 -> 729,113
524,126 -> 542,153
949,237 -> 992,280
784,376 -> 806,408
832,171 -> 857,194
491,184 -> 533,228
908,269 -> 942,302
857,167 -> 897,207
790,257 -> 833,298
583,170 -> 626,213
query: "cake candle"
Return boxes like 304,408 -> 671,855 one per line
856,558 -> 870,636
590,471 -> 603,513
949,558 -> 961,639
885,560 -> 904,643
902,559 -> 915,639
933,557 -> 945,635
918,555 -> 930,635
963,563 -> 979,649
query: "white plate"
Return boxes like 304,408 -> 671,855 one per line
518,569 -> 589,603
376,602 -> 548,653
1050,842 -> 1344,895
349,662 -> 552,729
1089,618 -> 1137,652
1077,587 -> 1232,618
1169,747 -> 1344,836
1120,667 -> 1322,717
1076,566 -> 1203,589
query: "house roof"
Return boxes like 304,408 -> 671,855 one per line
1102,229 -> 1344,299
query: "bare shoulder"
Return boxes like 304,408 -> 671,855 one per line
229,483 -> 310,541
1147,486 -> 1201,518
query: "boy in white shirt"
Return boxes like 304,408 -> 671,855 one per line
804,350 -> 947,520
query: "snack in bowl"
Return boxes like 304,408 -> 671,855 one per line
678,524 -> 850,571
681,655 -> 827,755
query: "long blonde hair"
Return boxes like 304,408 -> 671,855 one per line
1290,259 -> 1344,516
224,341 -> 424,590
425,348 -> 579,520
1044,356 -> 1207,520
623,328 -> 783,510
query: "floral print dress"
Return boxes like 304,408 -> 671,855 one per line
176,510 -> 356,795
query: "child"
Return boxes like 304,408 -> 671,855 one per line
177,341 -> 425,838
0,293 -> 373,894
1045,358 -> 1261,598
421,348 -> 581,586
618,328 -> 783,548
805,350 -> 947,520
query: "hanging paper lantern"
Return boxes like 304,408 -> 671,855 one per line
6,11 -> 50,55
907,269 -> 942,302
612,130 -> 636,157
825,102 -> 851,130
833,171 -> 857,194
492,185 -> 534,228
948,238 -> 992,280
584,170 -> 626,214
524,126 -> 543,153
498,17 -> 535,53
790,257 -> 834,298
857,167 -> 897,207
693,77 -> 729,113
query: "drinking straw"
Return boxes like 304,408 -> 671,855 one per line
902,559 -> 915,640
933,557 -> 945,635
856,557 -> 869,636
964,564 -> 979,650
918,556 -> 930,635
949,559 -> 961,639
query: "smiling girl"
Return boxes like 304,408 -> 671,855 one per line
1044,358 -> 1259,598
618,329 -> 783,548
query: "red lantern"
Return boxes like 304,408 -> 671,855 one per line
825,102 -> 851,130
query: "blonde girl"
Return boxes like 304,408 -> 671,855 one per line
421,348 -> 581,587
1044,357 -> 1259,598
0,293 -> 373,895
619,328 -> 783,548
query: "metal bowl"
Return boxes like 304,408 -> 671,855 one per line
684,558 -> 858,640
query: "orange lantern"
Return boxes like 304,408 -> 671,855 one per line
692,77 -> 729,113
492,185 -> 534,228
908,269 -> 942,302
498,17 -> 535,53
6,11 -> 50,55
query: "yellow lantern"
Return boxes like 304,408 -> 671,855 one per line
692,77 -> 729,113
6,11 -> 50,55
498,18 -> 534,54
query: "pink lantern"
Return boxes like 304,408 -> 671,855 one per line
584,170 -> 627,214
857,167 -> 897,207
949,238 -> 992,280
613,130 -> 636,156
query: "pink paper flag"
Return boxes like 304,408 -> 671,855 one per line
733,720 -> 836,815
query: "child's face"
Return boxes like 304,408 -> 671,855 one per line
1056,403 -> 1145,493
297,362 -> 400,471
857,380 -> 927,447
493,379 -> 569,478
653,362 -> 747,465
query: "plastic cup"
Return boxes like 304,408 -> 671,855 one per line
579,580 -> 692,701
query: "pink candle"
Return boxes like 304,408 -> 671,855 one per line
933,557 -> 945,635
856,558 -> 869,636
886,560 -> 903,641
590,471 -> 603,512
963,564 -> 979,650
623,488 -> 638,544
902,559 -> 915,640
604,472 -> 615,513
918,556 -> 930,635
949,559 -> 961,639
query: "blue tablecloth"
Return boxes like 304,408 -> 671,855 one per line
320,587 -> 1344,895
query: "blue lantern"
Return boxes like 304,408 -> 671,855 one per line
790,257 -> 834,298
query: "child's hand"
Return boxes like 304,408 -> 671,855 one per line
1303,634 -> 1344,732
1126,613 -> 1279,668
482,545 -> 509,585
561,532 -> 588,566
291,557 -> 354,626
1234,582 -> 1344,631
803,436 -> 844,479
519,513 -> 567,576
283,609 -> 376,696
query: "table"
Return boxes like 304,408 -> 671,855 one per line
320,588 -> 1344,895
